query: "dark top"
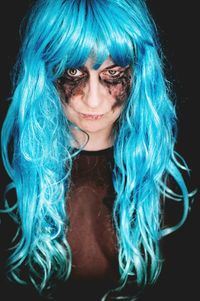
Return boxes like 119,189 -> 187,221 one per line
0,146 -> 196,300
64,146 -> 120,299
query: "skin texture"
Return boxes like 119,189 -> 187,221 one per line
56,56 -> 132,150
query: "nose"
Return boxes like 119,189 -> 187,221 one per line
83,73 -> 104,109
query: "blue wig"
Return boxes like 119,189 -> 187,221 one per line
1,0 -> 194,299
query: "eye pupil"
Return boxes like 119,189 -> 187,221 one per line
68,68 -> 77,76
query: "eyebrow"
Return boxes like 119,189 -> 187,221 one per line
104,64 -> 118,69
103,64 -> 130,70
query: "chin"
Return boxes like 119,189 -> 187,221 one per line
80,124 -> 105,133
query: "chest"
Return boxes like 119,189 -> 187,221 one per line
66,152 -> 119,283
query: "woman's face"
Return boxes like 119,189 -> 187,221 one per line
57,56 -> 132,144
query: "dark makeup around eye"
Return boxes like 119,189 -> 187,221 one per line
100,66 -> 132,108
56,66 -> 88,102
56,65 -> 132,107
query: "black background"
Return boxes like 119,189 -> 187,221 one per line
0,1 -> 199,300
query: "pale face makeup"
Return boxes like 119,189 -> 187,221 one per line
56,56 -> 132,150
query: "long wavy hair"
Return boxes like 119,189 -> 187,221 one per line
1,0 -> 193,299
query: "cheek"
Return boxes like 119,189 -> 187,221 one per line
102,67 -> 132,110
109,83 -> 127,99
57,80 -> 87,103
106,79 -> 132,110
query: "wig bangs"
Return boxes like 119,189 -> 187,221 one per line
49,0 -> 135,76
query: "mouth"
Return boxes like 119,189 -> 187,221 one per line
79,113 -> 104,120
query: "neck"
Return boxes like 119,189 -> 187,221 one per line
70,127 -> 114,151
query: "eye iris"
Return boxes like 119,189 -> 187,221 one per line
108,70 -> 117,75
68,68 -> 77,76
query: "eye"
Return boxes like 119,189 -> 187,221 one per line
100,68 -> 123,81
66,68 -> 83,77
107,69 -> 120,76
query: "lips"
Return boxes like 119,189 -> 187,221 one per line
79,113 -> 104,120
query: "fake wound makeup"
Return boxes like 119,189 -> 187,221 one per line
56,64 -> 132,106
100,65 -> 132,106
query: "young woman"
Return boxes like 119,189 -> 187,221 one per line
1,0 -> 196,300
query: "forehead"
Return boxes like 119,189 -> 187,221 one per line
84,55 -> 115,70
